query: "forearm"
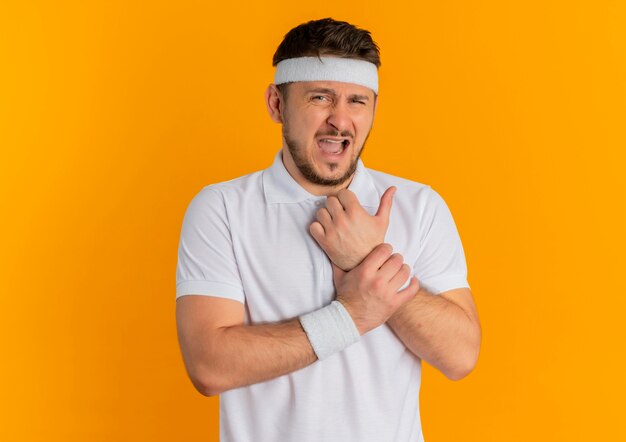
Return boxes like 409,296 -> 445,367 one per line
387,288 -> 481,380
198,318 -> 317,396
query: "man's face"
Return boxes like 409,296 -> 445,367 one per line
280,80 -> 377,188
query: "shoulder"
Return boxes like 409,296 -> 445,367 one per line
188,170 -> 264,207
363,166 -> 455,228
365,166 -> 428,191
205,169 -> 264,198
364,166 -> 438,204
179,170 -> 265,227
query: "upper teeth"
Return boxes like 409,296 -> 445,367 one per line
321,139 -> 343,143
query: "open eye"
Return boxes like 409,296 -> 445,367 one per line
312,95 -> 328,102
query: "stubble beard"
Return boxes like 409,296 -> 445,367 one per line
282,118 -> 368,187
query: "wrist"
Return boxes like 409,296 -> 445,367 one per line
298,300 -> 361,360
333,257 -> 359,272
335,297 -> 367,335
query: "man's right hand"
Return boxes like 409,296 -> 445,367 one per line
333,243 -> 420,335
309,187 -> 396,272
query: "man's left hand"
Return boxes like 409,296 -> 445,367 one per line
309,186 -> 397,271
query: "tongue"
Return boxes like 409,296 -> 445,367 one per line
319,140 -> 343,154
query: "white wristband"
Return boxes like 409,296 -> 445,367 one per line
299,300 -> 361,360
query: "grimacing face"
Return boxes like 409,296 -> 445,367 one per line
279,80 -> 377,188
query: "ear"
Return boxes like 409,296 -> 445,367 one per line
265,83 -> 284,124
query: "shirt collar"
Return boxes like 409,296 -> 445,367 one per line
263,150 -> 380,208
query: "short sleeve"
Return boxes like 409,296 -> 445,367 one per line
175,187 -> 245,302
413,186 -> 470,295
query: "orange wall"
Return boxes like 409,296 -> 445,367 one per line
1,1 -> 625,440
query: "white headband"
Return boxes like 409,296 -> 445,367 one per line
274,56 -> 378,94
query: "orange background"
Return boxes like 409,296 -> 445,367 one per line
2,1 -> 625,441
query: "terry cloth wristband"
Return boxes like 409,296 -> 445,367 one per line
299,300 -> 361,360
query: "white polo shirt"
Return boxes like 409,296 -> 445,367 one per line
176,150 -> 470,442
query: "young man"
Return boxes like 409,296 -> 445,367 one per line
176,17 -> 481,442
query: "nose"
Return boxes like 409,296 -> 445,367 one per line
326,100 -> 352,134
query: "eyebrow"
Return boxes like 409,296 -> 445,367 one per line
305,87 -> 371,101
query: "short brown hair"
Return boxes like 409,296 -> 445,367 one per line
273,18 -> 381,67
272,18 -> 381,98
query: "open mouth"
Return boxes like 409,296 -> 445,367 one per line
317,138 -> 350,155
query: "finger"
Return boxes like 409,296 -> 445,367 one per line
336,188 -> 362,214
395,277 -> 420,306
316,207 -> 333,231
309,221 -> 325,243
378,253 -> 404,281
375,186 -> 396,221
325,196 -> 345,220
361,243 -> 394,272
389,263 -> 412,289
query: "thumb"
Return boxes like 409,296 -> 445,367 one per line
375,186 -> 397,220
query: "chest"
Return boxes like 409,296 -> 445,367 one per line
227,201 -> 331,322
228,199 -> 420,324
